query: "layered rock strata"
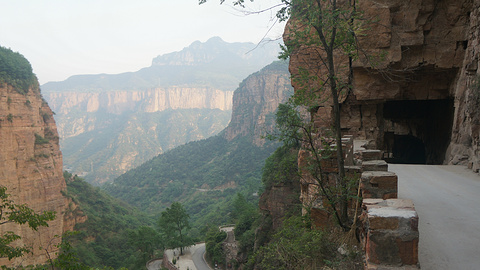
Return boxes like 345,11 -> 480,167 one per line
0,84 -> 73,266
223,62 -> 293,146
44,87 -> 233,139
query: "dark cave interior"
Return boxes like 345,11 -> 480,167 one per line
382,99 -> 454,164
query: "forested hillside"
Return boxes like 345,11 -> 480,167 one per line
104,61 -> 292,234
60,108 -> 231,183
63,172 -> 154,269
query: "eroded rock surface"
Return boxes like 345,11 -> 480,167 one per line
0,84 -> 74,266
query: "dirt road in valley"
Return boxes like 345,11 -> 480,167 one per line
390,164 -> 480,270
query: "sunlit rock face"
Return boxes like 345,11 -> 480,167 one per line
45,87 -> 233,139
223,62 -> 294,146
288,0 -> 480,168
0,84 -> 74,267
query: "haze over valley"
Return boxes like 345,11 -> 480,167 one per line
42,37 -> 281,184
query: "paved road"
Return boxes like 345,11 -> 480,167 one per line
152,244 -> 211,270
390,164 -> 480,270
220,226 -> 235,244
146,259 -> 162,270
192,243 -> 212,270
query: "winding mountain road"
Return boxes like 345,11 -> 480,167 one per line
391,164 -> 480,270
148,244 -> 211,270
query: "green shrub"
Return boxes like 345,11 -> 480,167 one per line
34,133 -> 49,145
0,46 -> 37,94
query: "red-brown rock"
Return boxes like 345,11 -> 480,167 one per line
0,84 -> 76,267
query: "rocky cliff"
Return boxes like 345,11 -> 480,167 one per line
448,0 -> 480,171
288,0 -> 479,169
44,87 -> 233,139
224,61 -> 294,146
0,82 -> 72,266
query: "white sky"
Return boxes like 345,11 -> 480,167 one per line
0,0 -> 285,84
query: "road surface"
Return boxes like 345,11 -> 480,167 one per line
146,259 -> 162,270
151,243 -> 211,270
390,164 -> 480,270
192,243 -> 212,270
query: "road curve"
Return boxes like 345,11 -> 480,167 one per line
192,243 -> 212,270
146,258 -> 162,270
390,164 -> 480,270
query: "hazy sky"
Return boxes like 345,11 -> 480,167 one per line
0,0 -> 285,84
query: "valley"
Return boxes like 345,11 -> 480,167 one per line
3,0 -> 480,269
42,37 -> 281,184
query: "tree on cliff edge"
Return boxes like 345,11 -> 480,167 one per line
0,186 -> 56,260
201,0 -> 366,230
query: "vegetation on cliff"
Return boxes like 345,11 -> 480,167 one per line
0,186 -> 56,261
206,0 -> 367,232
229,143 -> 362,269
104,134 -> 277,234
0,46 -> 38,94
62,172 -> 154,269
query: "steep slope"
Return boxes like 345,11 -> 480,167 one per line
224,61 -> 294,146
0,46 -> 72,267
42,37 -> 281,185
62,172 -> 153,269
104,61 -> 293,226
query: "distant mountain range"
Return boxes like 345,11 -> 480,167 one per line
42,37 -> 282,184
42,37 -> 281,92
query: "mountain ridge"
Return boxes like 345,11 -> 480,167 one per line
42,37 -> 281,92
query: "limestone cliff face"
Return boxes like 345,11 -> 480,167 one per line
44,87 -> 233,139
288,0 -> 479,168
0,84 -> 72,266
223,61 -> 293,146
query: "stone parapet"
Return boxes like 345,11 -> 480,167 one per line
361,171 -> 398,200
358,149 -> 384,161
162,252 -> 178,270
361,199 -> 420,269
362,160 -> 389,172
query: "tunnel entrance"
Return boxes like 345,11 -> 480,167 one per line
383,99 -> 454,164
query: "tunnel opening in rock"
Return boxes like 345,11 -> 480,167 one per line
382,99 -> 454,164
